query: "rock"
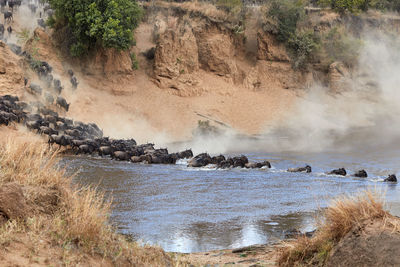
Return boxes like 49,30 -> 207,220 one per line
328,62 -> 351,93
197,31 -> 238,78
257,31 -> 290,61
327,168 -> 347,176
384,174 -> 397,182
353,170 -> 368,178
0,183 -> 28,220
154,26 -> 199,80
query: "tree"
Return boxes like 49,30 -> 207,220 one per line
47,0 -> 142,56
318,0 -> 371,14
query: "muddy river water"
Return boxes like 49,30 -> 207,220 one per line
63,147 -> 400,253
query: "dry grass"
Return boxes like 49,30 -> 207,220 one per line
278,191 -> 390,266
0,133 -> 172,266
148,0 -> 232,21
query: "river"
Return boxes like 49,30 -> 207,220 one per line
63,147 -> 400,253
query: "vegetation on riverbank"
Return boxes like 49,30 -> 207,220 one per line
278,191 -> 397,266
0,131 -> 172,266
46,0 -> 142,56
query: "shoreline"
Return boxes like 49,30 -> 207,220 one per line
175,243 -> 285,266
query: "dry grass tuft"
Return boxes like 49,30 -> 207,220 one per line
0,133 -> 173,266
279,191 -> 389,266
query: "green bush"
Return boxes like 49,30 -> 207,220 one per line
47,0 -> 142,56
369,0 -> 400,11
321,27 -> 363,67
130,52 -> 139,70
318,0 -> 371,14
267,0 -> 319,69
268,0 -> 306,42
288,30 -> 320,69
216,0 -> 243,14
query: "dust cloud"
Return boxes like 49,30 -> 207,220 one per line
175,30 -> 400,155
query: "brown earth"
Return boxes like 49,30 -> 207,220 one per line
178,243 -> 285,266
326,219 -> 400,267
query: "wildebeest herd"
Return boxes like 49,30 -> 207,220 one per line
1,0 -> 54,41
0,94 -> 397,182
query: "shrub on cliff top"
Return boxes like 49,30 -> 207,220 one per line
47,0 -> 142,56
268,0 -> 306,42
318,0 -> 371,14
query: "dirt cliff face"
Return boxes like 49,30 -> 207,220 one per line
0,41 -> 24,97
151,6 -> 307,96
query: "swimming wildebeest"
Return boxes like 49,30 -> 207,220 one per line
288,165 -> 312,173
327,168 -> 347,176
4,11 -> 13,23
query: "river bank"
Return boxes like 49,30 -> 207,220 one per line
0,127 -> 173,266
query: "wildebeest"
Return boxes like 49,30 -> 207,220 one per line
188,153 -> 212,167
29,83 -> 42,95
14,0 -> 21,9
37,18 -> 45,28
4,11 -> 12,23
0,24 -> 4,39
112,151 -> 131,161
53,79 -> 62,94
327,168 -> 347,176
7,26 -> 11,34
28,3 -> 37,13
0,0 -> 6,11
8,43 -> 21,55
287,165 -> 312,173
245,160 -> 271,169
70,76 -> 78,89
56,96 -> 69,111
44,92 -> 54,104
7,0 -> 15,11
384,174 -> 397,182
99,146 -> 113,156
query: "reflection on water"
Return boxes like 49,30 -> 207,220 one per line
62,149 -> 400,253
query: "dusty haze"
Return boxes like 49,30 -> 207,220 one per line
7,3 -> 400,155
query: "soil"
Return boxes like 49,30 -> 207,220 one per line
178,243 -> 285,266
326,219 -> 400,267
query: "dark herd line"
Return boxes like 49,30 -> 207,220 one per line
0,93 -> 397,184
